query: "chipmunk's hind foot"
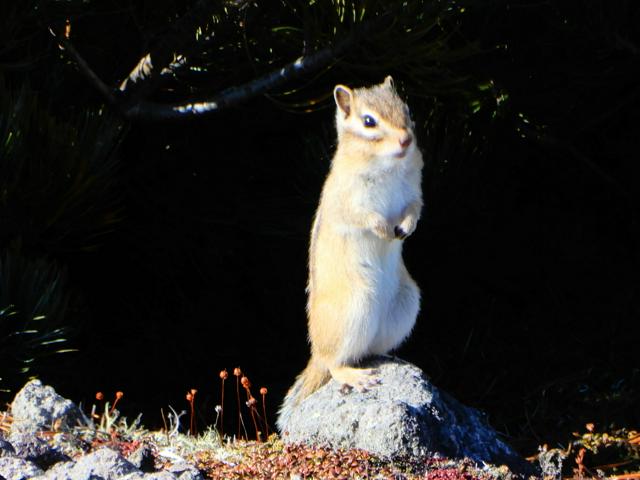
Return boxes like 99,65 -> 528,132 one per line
330,365 -> 381,393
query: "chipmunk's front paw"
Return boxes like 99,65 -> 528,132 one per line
394,225 -> 408,239
395,214 -> 417,239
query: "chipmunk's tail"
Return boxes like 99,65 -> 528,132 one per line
276,359 -> 330,432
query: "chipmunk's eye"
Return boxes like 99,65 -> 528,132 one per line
362,114 -> 377,128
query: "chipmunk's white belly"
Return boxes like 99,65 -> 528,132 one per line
336,172 -> 409,357
359,167 -> 409,223
329,228 -> 401,362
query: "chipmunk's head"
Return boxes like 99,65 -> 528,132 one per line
333,76 -> 416,162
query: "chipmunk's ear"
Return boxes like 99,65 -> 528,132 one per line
383,75 -> 394,88
333,85 -> 353,118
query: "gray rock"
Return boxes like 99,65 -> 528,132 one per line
7,431 -> 70,468
165,462 -> 205,480
127,445 -> 155,472
0,456 -> 44,480
121,473 -> 176,480
119,463 -> 204,480
10,380 -> 82,434
278,356 -> 528,472
0,438 -> 15,457
34,448 -> 141,480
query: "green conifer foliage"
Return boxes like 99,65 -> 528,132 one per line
0,253 -> 74,393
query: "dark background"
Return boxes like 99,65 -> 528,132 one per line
1,0 -> 639,455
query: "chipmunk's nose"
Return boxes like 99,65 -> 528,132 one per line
399,133 -> 413,149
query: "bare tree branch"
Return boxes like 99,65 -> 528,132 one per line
124,41 -> 346,120
54,8 -> 391,121
123,13 -> 392,120
53,30 -> 118,107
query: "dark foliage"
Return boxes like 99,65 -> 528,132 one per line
0,73 -> 125,392
0,82 -> 124,255
0,253 -> 73,393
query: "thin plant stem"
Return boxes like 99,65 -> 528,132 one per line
234,367 -> 243,440
109,391 -> 123,416
220,377 -> 225,437
260,388 -> 269,438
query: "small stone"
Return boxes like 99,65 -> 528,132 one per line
121,472 -> 177,480
10,380 -> 82,434
127,444 -> 156,472
0,456 -> 44,480
34,447 -> 141,480
0,438 -> 16,457
165,462 -> 205,480
7,431 -> 69,469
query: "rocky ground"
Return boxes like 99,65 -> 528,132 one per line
0,379 -> 538,479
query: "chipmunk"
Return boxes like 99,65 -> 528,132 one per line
278,76 -> 423,428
